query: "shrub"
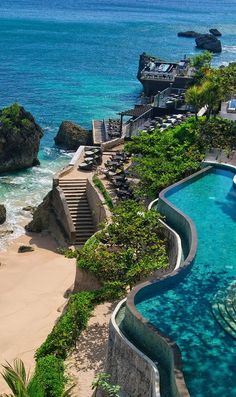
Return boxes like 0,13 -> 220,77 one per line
125,117 -> 236,197
77,200 -> 168,289
29,355 -> 66,397
93,175 -> 114,210
36,292 -> 95,360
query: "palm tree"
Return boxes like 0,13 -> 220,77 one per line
185,85 -> 205,120
1,359 -> 73,397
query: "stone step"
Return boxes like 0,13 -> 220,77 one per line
73,218 -> 94,223
68,204 -> 91,209
212,303 -> 236,339
218,303 -> 236,333
70,210 -> 91,214
64,194 -> 87,197
212,281 -> 236,339
71,212 -> 93,219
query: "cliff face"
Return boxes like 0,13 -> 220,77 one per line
54,121 -> 93,150
0,103 -> 43,173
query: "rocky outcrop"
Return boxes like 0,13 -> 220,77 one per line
0,204 -> 6,224
195,34 -> 222,53
178,31 -> 199,38
137,52 -> 163,81
26,192 -> 51,233
209,28 -> 222,37
25,191 -> 68,247
0,103 -> 43,173
54,121 -> 93,150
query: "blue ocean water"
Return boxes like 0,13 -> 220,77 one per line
137,169 -> 236,397
0,0 -> 236,245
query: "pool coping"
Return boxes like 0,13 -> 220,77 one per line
126,165 -> 214,397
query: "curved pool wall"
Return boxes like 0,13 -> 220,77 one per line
121,169 -> 209,397
121,164 -> 236,397
105,217 -> 184,397
106,299 -> 160,397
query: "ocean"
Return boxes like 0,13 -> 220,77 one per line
0,0 -> 236,246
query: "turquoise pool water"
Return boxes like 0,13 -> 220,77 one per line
136,168 -> 236,397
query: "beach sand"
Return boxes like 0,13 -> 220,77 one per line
0,231 -> 76,393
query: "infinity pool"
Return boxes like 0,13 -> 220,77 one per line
136,168 -> 236,397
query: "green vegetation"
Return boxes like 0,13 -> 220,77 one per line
77,200 -> 168,290
125,117 -> 236,197
30,355 -> 72,397
186,57 -> 236,119
92,373 -> 121,397
190,50 -> 213,83
0,358 -> 73,397
0,103 -> 32,133
93,174 -> 114,210
36,292 -> 95,360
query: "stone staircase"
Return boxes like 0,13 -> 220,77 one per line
212,280 -> 236,339
58,178 -> 95,246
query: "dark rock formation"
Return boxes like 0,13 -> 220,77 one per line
25,191 -> 68,247
18,245 -> 34,253
54,121 -> 93,150
22,205 -> 35,214
178,31 -> 200,38
26,192 -> 51,233
195,34 -> 222,53
137,52 -> 163,81
0,204 -> 6,224
209,28 -> 222,37
0,103 -> 43,173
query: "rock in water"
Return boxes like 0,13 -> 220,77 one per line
54,121 -> 93,150
209,28 -> 222,37
195,34 -> 222,53
0,103 -> 43,173
178,31 -> 200,38
0,204 -> 6,224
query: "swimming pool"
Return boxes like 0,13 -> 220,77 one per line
136,167 -> 236,397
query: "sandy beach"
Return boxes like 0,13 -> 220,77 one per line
0,231 -> 76,393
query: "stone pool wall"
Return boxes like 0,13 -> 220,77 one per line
106,167 -> 216,397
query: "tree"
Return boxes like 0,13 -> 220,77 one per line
185,85 -> 205,119
190,51 -> 213,83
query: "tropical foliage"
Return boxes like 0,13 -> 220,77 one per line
93,174 -> 114,210
36,292 -> 95,360
0,358 -> 73,397
186,57 -> 236,119
92,373 -> 121,397
125,117 -> 236,197
77,200 -> 168,289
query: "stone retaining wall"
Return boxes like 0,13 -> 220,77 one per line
105,300 -> 160,397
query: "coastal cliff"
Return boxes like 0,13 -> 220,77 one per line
0,103 -> 43,173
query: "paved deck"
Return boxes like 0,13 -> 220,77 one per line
220,102 -> 236,122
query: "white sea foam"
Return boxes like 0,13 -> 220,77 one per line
222,45 -> 236,54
